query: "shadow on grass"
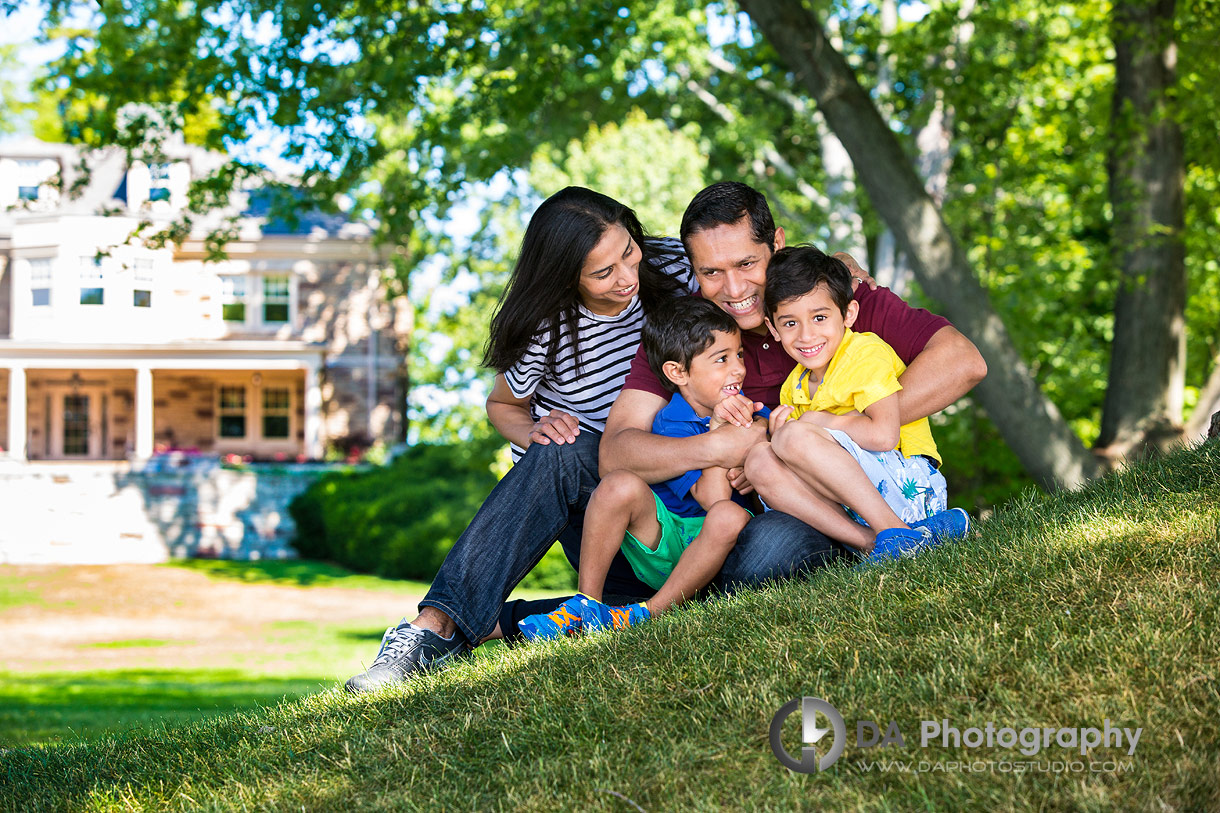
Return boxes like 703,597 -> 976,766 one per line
0,669 -> 330,749
338,629 -> 390,643
166,559 -> 430,592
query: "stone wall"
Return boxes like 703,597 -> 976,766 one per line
298,259 -> 408,448
0,461 -> 343,564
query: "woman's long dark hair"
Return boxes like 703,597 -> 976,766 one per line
483,187 -> 684,375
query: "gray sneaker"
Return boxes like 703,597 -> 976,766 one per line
344,620 -> 470,693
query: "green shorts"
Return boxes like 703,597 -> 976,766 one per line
620,492 -> 707,591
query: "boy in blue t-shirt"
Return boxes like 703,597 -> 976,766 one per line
519,297 -> 760,639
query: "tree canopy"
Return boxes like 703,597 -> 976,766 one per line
12,0 -> 1220,500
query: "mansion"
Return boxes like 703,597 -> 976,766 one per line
0,137 -> 408,464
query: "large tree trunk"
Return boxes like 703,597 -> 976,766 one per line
1096,0 -> 1186,456
738,0 -> 1104,489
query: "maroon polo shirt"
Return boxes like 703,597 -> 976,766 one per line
622,284 -> 951,409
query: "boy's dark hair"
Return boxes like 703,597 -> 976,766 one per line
679,182 -> 777,253
643,296 -> 741,392
764,245 -> 854,318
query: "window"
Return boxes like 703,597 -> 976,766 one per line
262,388 -> 291,439
218,386 -> 247,437
221,276 -> 247,322
30,258 -> 52,307
79,257 -> 105,305
263,275 -> 290,324
133,258 -> 153,308
15,159 -> 57,202
148,163 -> 171,202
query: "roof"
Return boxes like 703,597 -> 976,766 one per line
0,136 -> 376,241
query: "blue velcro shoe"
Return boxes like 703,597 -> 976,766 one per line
910,508 -> 971,543
579,596 -> 651,632
868,526 -> 936,563
518,595 -> 587,641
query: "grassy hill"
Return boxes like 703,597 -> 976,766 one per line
2,442 -> 1218,812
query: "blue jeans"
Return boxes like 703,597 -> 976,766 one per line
717,509 -> 853,589
420,432 -> 649,644
495,509 -> 850,642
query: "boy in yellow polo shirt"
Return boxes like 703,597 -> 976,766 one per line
747,245 -> 952,561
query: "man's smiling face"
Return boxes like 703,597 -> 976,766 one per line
686,216 -> 784,334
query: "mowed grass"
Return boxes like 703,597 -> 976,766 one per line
0,560 -> 559,750
3,442 -> 1220,811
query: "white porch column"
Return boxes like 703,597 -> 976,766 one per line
134,366 -> 154,460
304,361 -> 324,460
7,366 -> 27,461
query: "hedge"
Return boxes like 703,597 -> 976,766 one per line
289,436 -> 576,590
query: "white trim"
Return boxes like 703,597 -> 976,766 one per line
0,340 -> 324,370
6,367 -> 27,461
135,367 -> 153,459
303,362 -> 323,459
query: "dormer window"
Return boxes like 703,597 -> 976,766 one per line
148,163 -> 171,203
11,158 -> 59,205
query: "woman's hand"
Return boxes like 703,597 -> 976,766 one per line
529,409 -> 581,446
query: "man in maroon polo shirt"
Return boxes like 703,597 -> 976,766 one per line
600,182 -> 987,584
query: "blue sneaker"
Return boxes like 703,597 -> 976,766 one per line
869,526 -> 936,562
910,508 -> 971,543
579,596 -> 652,632
518,595 -> 587,641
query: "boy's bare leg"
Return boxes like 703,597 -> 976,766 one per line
577,470 -> 663,602
745,443 -> 875,551
771,422 -> 908,535
648,501 -> 751,615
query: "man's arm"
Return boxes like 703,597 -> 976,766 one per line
895,325 -> 987,425
600,388 -> 765,482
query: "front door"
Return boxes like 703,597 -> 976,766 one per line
48,386 -> 106,458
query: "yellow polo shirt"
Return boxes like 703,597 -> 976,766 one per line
778,328 -> 940,465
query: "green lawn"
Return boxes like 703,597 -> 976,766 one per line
0,560 -> 529,751
2,442 -> 1219,811
166,558 -> 438,592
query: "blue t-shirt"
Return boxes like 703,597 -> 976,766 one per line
650,392 -> 769,518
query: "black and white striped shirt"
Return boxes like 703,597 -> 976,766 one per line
503,237 -> 695,460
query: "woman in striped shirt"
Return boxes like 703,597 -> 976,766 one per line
484,187 -> 694,459
346,186 -> 695,692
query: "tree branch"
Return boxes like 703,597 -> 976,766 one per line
737,0 -> 1103,488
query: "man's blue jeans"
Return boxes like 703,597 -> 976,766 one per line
420,432 -> 648,644
421,431 -> 850,645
